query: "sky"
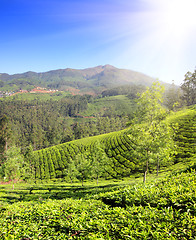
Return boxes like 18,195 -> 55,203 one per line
0,0 -> 196,85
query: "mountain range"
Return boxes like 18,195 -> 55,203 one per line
0,65 -> 158,94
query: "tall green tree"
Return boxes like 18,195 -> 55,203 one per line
181,69 -> 196,106
131,82 -> 174,183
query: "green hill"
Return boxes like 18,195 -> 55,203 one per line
31,106 -> 196,180
168,106 -> 196,162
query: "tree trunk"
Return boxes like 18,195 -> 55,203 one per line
157,158 -> 159,176
143,160 -> 148,184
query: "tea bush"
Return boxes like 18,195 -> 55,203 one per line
0,171 -> 195,239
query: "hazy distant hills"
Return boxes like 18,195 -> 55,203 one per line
0,65 -> 157,94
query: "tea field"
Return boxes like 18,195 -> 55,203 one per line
0,89 -> 195,239
29,105 -> 196,182
0,165 -> 195,239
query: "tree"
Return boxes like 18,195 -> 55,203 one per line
0,115 -> 9,178
4,146 -> 31,189
75,152 -> 91,186
133,82 -> 166,124
64,158 -> 78,184
0,115 -> 9,162
146,121 -> 175,176
91,141 -> 110,184
165,80 -> 182,110
181,69 -> 196,106
130,82 -> 174,183
23,145 -> 35,180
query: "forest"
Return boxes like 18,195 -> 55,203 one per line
0,69 -> 195,239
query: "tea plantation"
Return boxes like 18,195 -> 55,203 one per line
31,105 -> 196,181
0,168 -> 195,239
0,106 -> 195,239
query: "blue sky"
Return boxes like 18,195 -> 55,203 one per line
0,0 -> 196,85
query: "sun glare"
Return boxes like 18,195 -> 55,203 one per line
89,0 -> 196,83
155,0 -> 196,36
131,0 -> 196,73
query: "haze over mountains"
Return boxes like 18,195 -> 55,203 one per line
0,65 -> 158,94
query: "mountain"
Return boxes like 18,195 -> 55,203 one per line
0,65 -> 157,94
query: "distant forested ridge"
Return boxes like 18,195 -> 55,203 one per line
0,65 -> 157,95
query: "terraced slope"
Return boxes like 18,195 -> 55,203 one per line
32,106 -> 196,180
168,106 -> 196,162
33,130 -> 133,180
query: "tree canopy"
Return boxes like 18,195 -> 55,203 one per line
130,82 -> 174,183
181,69 -> 196,106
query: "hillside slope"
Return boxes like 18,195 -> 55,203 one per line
31,106 -> 196,180
169,106 -> 196,162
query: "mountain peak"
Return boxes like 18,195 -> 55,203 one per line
103,64 -> 116,69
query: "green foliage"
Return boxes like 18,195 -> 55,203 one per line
0,95 -> 130,150
27,104 -> 195,183
8,83 -> 193,183
64,158 -> 78,183
98,171 -> 196,211
0,114 -> 9,161
4,146 -> 31,183
90,141 -> 111,183
128,121 -> 174,173
169,107 -> 196,162
7,91 -> 70,101
0,170 -> 195,239
181,69 -> 196,106
0,71 -> 195,238
164,81 -> 182,111
129,82 -> 175,182
101,84 -> 146,98
134,82 -> 166,124
74,152 -> 92,186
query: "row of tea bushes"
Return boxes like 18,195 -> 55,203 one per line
31,106 -> 196,180
0,171 -> 195,239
